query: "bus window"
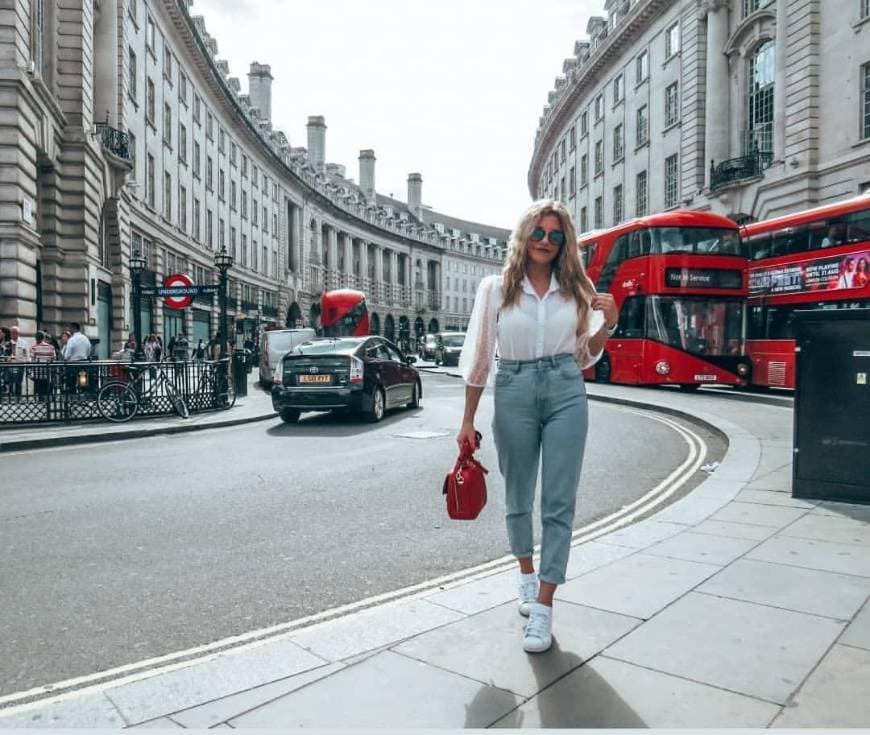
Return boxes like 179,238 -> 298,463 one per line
766,306 -> 799,340
747,232 -> 772,260
807,221 -> 829,250
625,229 -> 651,259
618,296 -> 646,338
845,208 -> 870,243
819,220 -> 846,248
651,227 -> 742,256
646,296 -> 743,356
748,305 -> 766,339
771,227 -> 808,257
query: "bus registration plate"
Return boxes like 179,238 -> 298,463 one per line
693,374 -> 717,382
298,374 -> 332,384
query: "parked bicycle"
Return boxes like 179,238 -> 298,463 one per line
97,361 -> 189,422
192,359 -> 236,410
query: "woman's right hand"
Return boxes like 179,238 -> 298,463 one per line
456,421 -> 478,452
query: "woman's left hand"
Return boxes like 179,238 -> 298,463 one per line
591,292 -> 618,328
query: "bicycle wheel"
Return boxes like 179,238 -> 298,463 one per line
97,382 -> 139,422
216,373 -> 236,409
164,382 -> 190,419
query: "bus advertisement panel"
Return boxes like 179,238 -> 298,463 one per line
743,195 -> 870,389
580,210 -> 750,389
320,289 -> 370,337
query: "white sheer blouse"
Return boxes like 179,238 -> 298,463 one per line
459,274 -> 604,387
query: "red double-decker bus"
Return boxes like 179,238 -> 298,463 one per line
580,210 -> 750,389
320,289 -> 370,337
742,195 -> 870,389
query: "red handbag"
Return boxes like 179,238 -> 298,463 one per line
443,431 -> 488,520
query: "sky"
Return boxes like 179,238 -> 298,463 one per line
192,0 -> 605,230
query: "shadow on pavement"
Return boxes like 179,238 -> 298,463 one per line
265,406 -> 425,438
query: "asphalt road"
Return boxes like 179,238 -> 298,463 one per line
0,372 -> 724,696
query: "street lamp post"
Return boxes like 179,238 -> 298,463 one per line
130,253 -> 147,362
214,248 -> 234,359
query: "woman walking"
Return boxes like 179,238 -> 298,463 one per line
457,200 -> 617,653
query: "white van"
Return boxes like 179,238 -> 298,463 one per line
259,328 -> 316,387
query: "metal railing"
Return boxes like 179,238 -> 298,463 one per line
0,358 -> 233,425
94,122 -> 132,161
710,150 -> 773,191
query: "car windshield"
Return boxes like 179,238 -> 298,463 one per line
649,227 -> 743,256
646,296 -> 743,357
293,339 -> 361,355
442,335 -> 465,347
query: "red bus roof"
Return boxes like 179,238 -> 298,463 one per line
579,210 -> 738,245
741,194 -> 870,235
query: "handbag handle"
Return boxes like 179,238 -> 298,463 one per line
460,430 -> 482,458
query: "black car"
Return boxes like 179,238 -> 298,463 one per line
434,332 -> 466,367
271,336 -> 421,423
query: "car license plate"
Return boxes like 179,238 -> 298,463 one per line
298,374 -> 332,384
693,374 -> 717,382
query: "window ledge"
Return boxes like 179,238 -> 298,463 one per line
852,15 -> 870,31
635,139 -> 649,153
612,156 -> 625,167
612,98 -> 624,111
662,120 -> 681,135
662,50 -> 681,68
851,136 -> 870,150
634,77 -> 649,92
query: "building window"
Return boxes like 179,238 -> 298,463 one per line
568,126 -> 576,150
218,169 -> 225,201
743,0 -> 774,17
231,181 -> 237,210
206,156 -> 213,190
747,40 -> 775,154
241,191 -> 248,218
231,226 -> 237,259
613,74 -> 624,105
179,185 -> 187,231
241,155 -> 248,178
163,172 -> 172,220
594,196 -> 603,228
193,198 -> 201,241
241,234 -> 247,266
193,141 -> 201,177
665,82 -> 680,127
128,0 -> 137,23
863,0 -> 870,18
273,212 -> 278,235
580,206 -> 588,232
636,50 -> 649,84
665,154 -> 679,208
146,154 -> 155,208
128,48 -> 137,100
580,154 -> 588,187
665,22 -> 680,58
559,139 -> 567,164
252,165 -> 258,188
636,170 -> 648,217
206,209 -> 213,249
146,78 -> 155,124
193,94 -> 201,123
863,62 -> 870,139
127,132 -> 136,177
613,123 -> 624,162
178,72 -> 188,104
252,241 -> 258,271
163,46 -> 172,81
178,124 -> 187,163
613,184 -> 623,225
559,176 -> 566,202
219,218 -> 225,250
636,105 -> 649,146
569,166 -> 576,197
146,16 -> 155,53
594,94 -> 604,121
273,182 -> 278,202
252,199 -> 259,226
580,111 -> 588,136
594,140 -> 604,175
219,128 -> 226,153
262,206 -> 268,232
230,142 -> 238,166
163,104 -> 171,143
206,112 -> 213,140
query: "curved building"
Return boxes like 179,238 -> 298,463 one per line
0,0 -> 508,352
529,0 -> 870,231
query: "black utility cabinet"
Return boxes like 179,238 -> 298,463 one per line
793,309 -> 870,504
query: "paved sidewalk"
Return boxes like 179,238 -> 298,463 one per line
1,386 -> 868,728
0,374 -> 276,453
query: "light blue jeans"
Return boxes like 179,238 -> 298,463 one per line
492,353 -> 589,585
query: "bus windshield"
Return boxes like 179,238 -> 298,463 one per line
646,296 -> 743,356
320,292 -> 369,337
650,227 -> 743,257
441,334 -> 465,347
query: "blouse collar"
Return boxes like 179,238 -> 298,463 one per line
521,272 -> 560,300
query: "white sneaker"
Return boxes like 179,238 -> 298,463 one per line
523,602 -> 553,653
518,572 -> 539,617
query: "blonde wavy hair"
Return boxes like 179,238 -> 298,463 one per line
501,199 -> 597,333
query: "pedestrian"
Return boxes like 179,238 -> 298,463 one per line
0,327 -> 11,397
173,332 -> 189,361
143,334 -> 157,362
58,330 -> 71,358
456,200 -> 618,654
8,326 -> 29,397
30,330 -> 56,399
62,323 -> 91,361
154,335 -> 163,362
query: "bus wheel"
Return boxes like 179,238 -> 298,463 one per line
679,384 -> 700,392
280,408 -> 300,423
595,354 -> 611,383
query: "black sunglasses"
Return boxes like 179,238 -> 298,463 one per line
529,227 -> 566,247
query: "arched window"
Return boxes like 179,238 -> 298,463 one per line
742,0 -> 774,18
746,40 -> 775,156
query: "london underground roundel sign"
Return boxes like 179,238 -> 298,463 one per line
164,273 -> 194,309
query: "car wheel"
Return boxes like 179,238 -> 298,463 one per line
280,408 -> 300,423
407,381 -> 421,409
367,387 -> 385,422
434,355 -> 441,366
595,354 -> 612,383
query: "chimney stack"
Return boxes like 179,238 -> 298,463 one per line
247,62 -> 273,122
359,149 -> 376,203
306,115 -> 326,173
407,173 -> 422,220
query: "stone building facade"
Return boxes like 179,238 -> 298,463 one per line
0,0 -> 508,356
529,0 -> 870,232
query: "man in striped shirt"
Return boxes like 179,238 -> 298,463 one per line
30,331 -> 56,399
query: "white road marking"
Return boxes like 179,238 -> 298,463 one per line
0,405 -> 706,712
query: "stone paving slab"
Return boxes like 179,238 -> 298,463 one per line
0,692 -> 125,729
287,597 -> 463,662
592,519 -> 688,549
771,644 -> 870,728
128,716 -> 183,729
690,518 -> 780,541
735,489 -> 817,508
563,538 -> 637,579
780,513 -> 870,546
747,535 -> 870,577
393,601 -> 640,698
228,650 -> 521,728
813,502 -> 870,523
422,569 -> 518,616
559,552 -> 720,619
709,501 -> 810,528
698,558 -> 870,620
840,600 -> 870,650
644,530 -> 759,566
605,591 -> 846,704
646,495 -> 731,525
492,655 -> 780,729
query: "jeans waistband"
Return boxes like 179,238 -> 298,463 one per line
498,353 -> 575,370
